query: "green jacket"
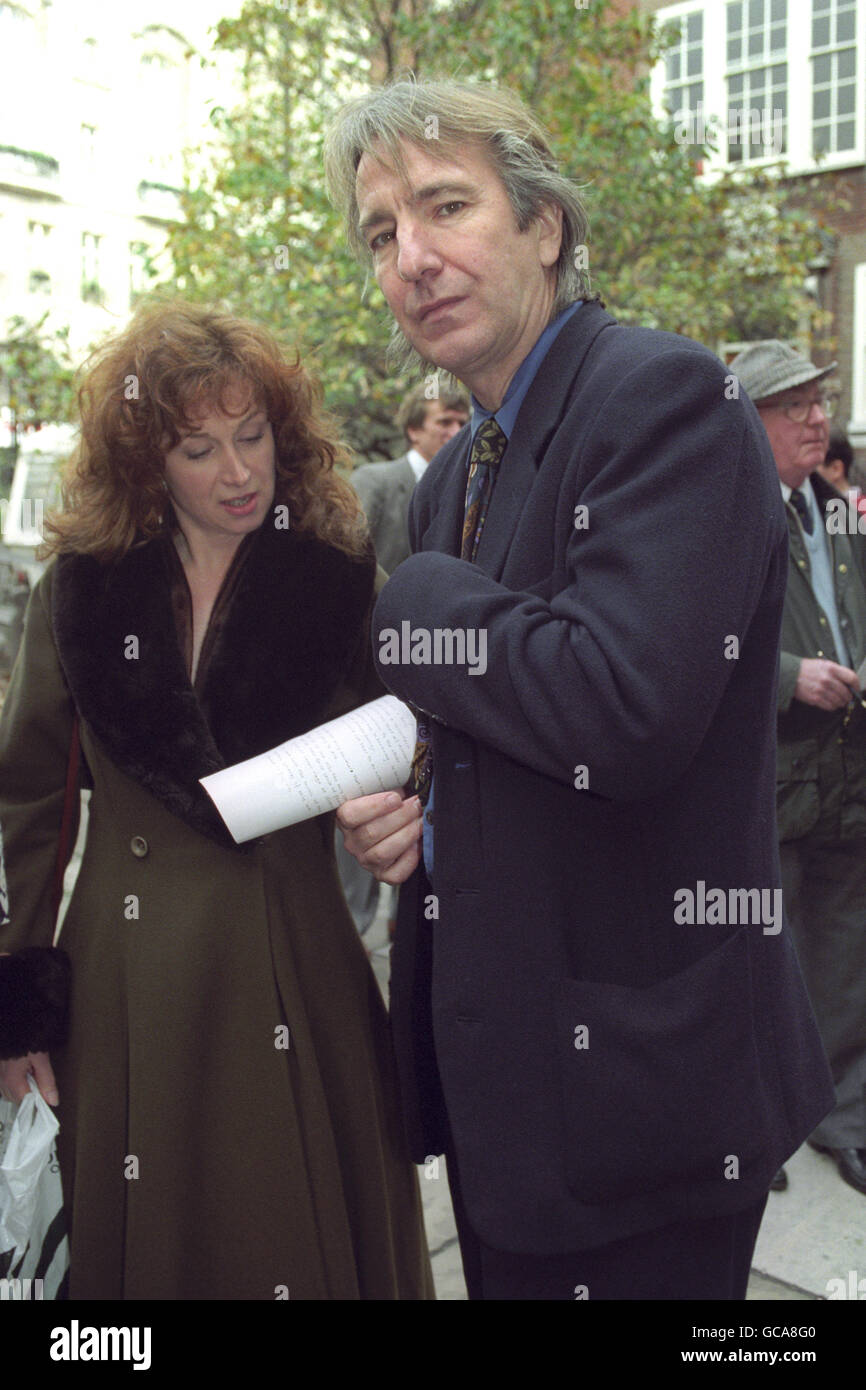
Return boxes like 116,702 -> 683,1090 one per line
777,473 -> 866,842
0,530 -> 433,1300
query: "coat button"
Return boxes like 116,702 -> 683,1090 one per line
130,836 -> 149,858
797,558 -> 807,567
839,563 -> 848,573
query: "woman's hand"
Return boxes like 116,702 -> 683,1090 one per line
0,1051 -> 58,1106
336,791 -> 423,884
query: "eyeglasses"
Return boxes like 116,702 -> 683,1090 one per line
764,393 -> 839,423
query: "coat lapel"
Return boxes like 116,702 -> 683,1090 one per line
473,303 -> 617,581
416,303 -> 617,578
52,525 -> 375,847
393,456 -> 417,496
415,429 -> 472,558
389,457 -> 417,530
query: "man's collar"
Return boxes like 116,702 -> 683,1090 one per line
780,479 -> 805,503
469,300 -> 583,442
406,447 -> 428,481
781,473 -> 844,513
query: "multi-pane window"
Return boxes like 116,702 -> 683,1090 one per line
664,10 -> 705,124
812,0 -> 857,155
655,0 -> 861,170
726,0 -> 788,161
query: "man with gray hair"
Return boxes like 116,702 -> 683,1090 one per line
330,79 -> 832,1300
730,341 -> 866,1198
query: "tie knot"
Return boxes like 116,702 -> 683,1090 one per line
471,417 -> 507,470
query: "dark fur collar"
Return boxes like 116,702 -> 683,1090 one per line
52,525 -> 375,848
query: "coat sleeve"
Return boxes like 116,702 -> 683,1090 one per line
377,348 -> 783,801
0,566 -> 78,953
778,651 -> 801,712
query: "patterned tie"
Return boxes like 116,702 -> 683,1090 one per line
461,416 -> 508,561
412,417 -> 508,804
790,488 -> 814,535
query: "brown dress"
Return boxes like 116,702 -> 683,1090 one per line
0,523 -> 434,1299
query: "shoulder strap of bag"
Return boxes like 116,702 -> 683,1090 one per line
50,714 -> 80,924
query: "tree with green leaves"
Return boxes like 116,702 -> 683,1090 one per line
163,0 -> 831,455
0,315 -> 76,489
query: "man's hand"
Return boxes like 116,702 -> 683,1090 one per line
0,1051 -> 58,1106
794,658 -> 860,711
337,790 -> 423,884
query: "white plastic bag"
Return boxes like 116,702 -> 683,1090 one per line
0,1074 -> 68,1296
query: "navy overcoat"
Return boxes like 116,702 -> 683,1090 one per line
375,301 -> 834,1254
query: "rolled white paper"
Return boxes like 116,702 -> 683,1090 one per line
200,694 -> 417,843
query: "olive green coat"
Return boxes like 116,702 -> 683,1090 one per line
0,526 -> 433,1300
777,474 -> 866,843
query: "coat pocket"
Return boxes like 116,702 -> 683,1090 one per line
553,927 -> 772,1205
776,738 -> 820,842
836,742 -> 866,838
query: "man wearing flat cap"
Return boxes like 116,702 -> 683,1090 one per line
732,341 -> 866,1197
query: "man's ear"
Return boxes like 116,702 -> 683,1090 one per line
534,201 -> 563,268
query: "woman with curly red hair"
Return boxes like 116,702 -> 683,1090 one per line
0,301 -> 433,1300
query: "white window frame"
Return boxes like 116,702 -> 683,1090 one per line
724,0 -> 789,165
659,5 -> 705,120
651,0 -> 865,176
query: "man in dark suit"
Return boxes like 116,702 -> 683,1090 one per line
326,78 -> 833,1300
352,382 -> 469,574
